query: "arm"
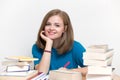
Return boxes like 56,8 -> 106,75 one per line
35,31 -> 53,74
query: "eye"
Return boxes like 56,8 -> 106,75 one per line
45,22 -> 51,26
55,24 -> 60,27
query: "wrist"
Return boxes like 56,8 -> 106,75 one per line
44,50 -> 51,53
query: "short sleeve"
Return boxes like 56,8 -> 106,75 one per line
32,44 -> 43,66
72,41 -> 86,67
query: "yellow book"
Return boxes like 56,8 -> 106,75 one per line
5,56 -> 38,62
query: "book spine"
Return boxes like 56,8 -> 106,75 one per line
84,57 -> 113,66
83,50 -> 113,60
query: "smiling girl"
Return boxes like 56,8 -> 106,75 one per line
32,9 -> 87,78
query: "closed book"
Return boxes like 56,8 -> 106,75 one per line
49,69 -> 82,80
86,44 -> 108,53
2,61 -> 29,66
87,74 -> 112,80
5,56 -> 38,62
83,49 -> 114,60
6,65 -> 30,72
0,70 -> 37,80
88,66 -> 113,75
84,57 -> 113,66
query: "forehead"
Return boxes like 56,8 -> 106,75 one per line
47,15 -> 63,23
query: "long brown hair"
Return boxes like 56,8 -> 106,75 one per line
36,9 -> 74,54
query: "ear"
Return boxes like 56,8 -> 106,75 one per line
64,25 -> 67,32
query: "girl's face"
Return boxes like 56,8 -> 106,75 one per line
44,15 -> 65,40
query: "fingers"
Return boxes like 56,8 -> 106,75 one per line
40,31 -> 47,41
58,67 -> 68,70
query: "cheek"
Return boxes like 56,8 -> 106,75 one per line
44,29 -> 48,36
58,30 -> 64,36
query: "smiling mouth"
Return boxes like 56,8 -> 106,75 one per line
48,31 -> 56,35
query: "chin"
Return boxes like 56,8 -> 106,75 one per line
48,37 -> 59,40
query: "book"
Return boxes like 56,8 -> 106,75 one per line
0,70 -> 37,80
0,65 -> 6,73
27,72 -> 49,80
88,66 -> 113,75
30,72 -> 47,80
49,69 -> 82,80
83,49 -> 114,60
84,57 -> 113,66
87,74 -> 112,80
6,65 -> 30,72
2,61 -> 29,66
86,44 -> 108,53
5,56 -> 38,62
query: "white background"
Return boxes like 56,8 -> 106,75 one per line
0,0 -> 120,74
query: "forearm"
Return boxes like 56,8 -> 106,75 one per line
37,42 -> 52,74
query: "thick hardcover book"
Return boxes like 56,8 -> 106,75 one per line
0,70 -> 37,80
87,74 -> 112,80
83,49 -> 114,60
88,66 -> 113,75
49,69 -> 82,80
84,57 -> 113,66
86,44 -> 108,53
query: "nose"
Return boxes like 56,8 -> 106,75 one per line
49,25 -> 54,30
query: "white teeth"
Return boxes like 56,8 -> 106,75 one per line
49,32 -> 55,35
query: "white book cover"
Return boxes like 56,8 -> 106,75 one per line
83,49 -> 114,60
87,74 -> 112,80
86,44 -> 108,53
84,57 -> 113,66
0,70 -> 36,77
6,65 -> 30,72
49,69 -> 82,80
88,66 -> 113,75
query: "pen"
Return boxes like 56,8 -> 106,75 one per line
64,61 -> 70,68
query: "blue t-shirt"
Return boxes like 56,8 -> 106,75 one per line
32,41 -> 86,70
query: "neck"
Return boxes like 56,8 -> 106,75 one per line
53,38 -> 61,48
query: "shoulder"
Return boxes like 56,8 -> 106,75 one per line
73,40 -> 85,49
32,44 -> 38,49
32,44 -> 42,51
73,40 -> 82,45
72,40 -> 86,52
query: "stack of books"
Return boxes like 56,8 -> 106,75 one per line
0,56 -> 50,80
3,56 -> 39,72
0,56 -> 38,78
83,44 -> 114,80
